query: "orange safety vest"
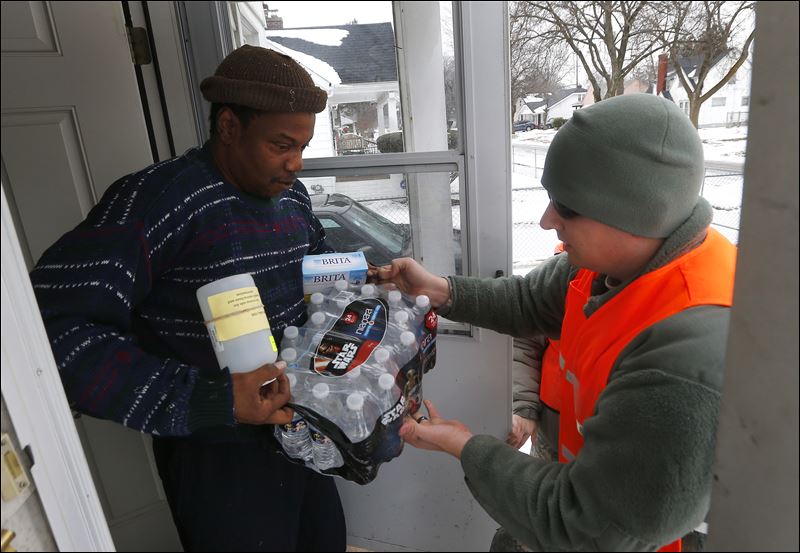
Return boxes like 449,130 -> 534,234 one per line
539,339 -> 562,411
557,229 -> 736,552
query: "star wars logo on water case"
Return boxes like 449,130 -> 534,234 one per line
311,298 -> 388,377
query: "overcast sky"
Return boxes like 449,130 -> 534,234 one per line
266,1 -> 393,28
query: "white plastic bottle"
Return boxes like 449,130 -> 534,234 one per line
377,372 -> 398,411
390,309 -> 410,341
282,325 -> 300,350
411,294 -> 431,324
309,426 -> 344,471
363,346 -> 394,378
359,284 -> 377,298
278,372 -> 313,462
344,365 -> 369,393
396,330 -> 418,364
387,289 -> 403,310
308,292 -> 325,315
282,349 -> 308,403
196,273 -> 277,373
310,382 -> 341,421
343,392 -> 372,443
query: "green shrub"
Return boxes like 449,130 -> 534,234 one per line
552,117 -> 566,129
376,132 -> 404,153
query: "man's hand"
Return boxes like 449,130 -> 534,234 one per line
506,414 -> 538,449
231,362 -> 293,426
371,258 -> 450,307
398,400 -> 473,459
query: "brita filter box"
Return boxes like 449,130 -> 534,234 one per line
302,252 -> 369,298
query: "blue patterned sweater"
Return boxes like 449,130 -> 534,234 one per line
30,143 -> 331,439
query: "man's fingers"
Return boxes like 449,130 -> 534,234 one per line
423,399 -> 441,420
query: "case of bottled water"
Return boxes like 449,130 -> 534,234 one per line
273,281 -> 437,484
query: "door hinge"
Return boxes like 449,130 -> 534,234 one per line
126,26 -> 152,66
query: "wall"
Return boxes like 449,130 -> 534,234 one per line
706,2 -> 799,550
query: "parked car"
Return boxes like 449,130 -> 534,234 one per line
513,121 -> 535,132
310,193 -> 463,273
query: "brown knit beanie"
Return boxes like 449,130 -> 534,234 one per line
200,45 -> 328,113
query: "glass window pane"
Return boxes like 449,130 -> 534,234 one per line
302,171 -> 463,276
229,1 -> 459,157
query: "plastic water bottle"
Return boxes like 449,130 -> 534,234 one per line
343,392 -> 372,443
387,289 -> 403,310
390,309 -> 410,341
377,372 -> 398,411
282,325 -> 300,350
309,311 -> 326,330
411,294 -> 431,324
308,292 -> 325,315
310,426 -> 344,471
334,279 -> 349,293
344,365 -> 370,392
363,346 -> 393,378
278,378 -> 313,461
360,284 -> 377,298
397,330 -> 418,363
310,382 -> 341,421
282,351 -> 310,403
196,273 -> 278,373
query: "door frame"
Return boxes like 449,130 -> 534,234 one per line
1,185 -> 114,551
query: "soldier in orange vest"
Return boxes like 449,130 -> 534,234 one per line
376,94 -> 735,551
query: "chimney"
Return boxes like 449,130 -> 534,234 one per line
263,3 -> 284,30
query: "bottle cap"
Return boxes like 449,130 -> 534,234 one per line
360,284 -> 376,297
415,294 -> 431,309
388,290 -> 402,304
346,366 -> 361,379
346,392 -> 365,411
287,373 -> 297,388
310,311 -> 326,326
335,297 -> 349,310
400,331 -> 416,347
284,325 -> 299,339
394,310 -> 409,325
312,382 -> 330,399
335,280 -> 349,291
374,347 -> 390,364
378,373 -> 395,391
310,292 -> 324,305
281,348 -> 297,362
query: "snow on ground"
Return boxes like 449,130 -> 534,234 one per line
362,126 -> 746,277
509,125 -> 746,275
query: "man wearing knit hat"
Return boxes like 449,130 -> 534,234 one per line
31,45 -> 345,551
374,93 -> 736,551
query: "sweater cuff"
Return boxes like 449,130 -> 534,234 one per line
188,369 -> 235,432
513,406 -> 541,421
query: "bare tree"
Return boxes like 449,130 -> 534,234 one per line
519,1 -> 671,102
510,1 -> 570,118
655,1 -> 755,127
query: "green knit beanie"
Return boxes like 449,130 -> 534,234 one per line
201,45 -> 328,113
541,94 -> 704,238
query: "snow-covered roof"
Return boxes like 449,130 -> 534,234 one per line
263,38 -> 341,88
265,23 -> 398,85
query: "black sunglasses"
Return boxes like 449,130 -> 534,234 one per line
548,195 -> 580,219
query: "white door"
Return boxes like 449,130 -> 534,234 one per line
1,2 -> 180,550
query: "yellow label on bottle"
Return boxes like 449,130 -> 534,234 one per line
269,335 -> 278,352
207,286 -> 270,341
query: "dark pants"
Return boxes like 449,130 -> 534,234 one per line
152,436 -> 346,552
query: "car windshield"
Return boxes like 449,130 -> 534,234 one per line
345,200 -> 406,255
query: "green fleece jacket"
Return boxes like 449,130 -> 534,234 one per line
442,199 -> 730,551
